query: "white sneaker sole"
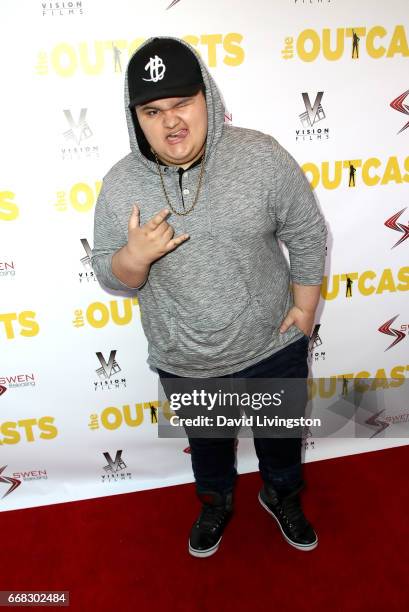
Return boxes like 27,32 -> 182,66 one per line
258,492 -> 318,551
188,536 -> 222,558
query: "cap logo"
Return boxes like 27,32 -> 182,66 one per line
143,55 -> 166,83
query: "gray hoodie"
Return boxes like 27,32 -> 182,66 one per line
91,36 -> 327,378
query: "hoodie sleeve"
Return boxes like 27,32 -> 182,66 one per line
270,138 -> 327,285
91,187 -> 139,291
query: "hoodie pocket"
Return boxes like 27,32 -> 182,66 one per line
171,292 -> 276,367
146,236 -> 280,366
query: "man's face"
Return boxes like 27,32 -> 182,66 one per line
135,90 -> 208,168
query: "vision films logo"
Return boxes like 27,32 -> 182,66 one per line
378,315 -> 407,351
293,0 -> 333,5
390,89 -> 409,134
61,109 -> 99,160
384,208 -> 409,248
308,324 -> 326,362
94,350 -> 126,391
302,426 -> 315,452
296,92 -> 330,143
41,1 -> 84,16
101,450 -> 132,483
79,238 -> 96,283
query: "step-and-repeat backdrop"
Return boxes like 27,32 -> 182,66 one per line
1,0 -> 408,511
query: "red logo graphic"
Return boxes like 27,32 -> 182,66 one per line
384,208 -> 409,248
378,315 -> 406,351
390,90 -> 409,134
0,466 -> 22,499
0,385 -> 6,396
365,410 -> 390,438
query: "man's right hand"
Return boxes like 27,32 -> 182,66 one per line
125,204 -> 190,265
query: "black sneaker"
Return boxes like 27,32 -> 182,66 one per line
189,491 -> 234,558
258,483 -> 318,551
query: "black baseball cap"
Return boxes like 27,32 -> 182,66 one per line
128,37 -> 204,108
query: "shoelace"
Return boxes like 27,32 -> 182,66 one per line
279,493 -> 308,534
197,504 -> 229,533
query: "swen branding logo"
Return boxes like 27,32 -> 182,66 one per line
94,350 -> 126,391
385,208 -> 409,248
302,155 -> 409,189
143,55 -> 166,82
12,469 -> 48,482
390,90 -> 409,134
0,374 -> 36,389
0,259 -> 16,279
54,181 -> 102,213
296,92 -> 329,142
378,315 -> 407,351
365,410 -> 390,438
79,238 -> 96,283
281,25 -> 409,62
61,109 -> 99,160
101,450 -> 132,483
0,466 -> 21,499
0,386 -> 6,396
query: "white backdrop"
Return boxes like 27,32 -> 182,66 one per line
1,0 -> 408,512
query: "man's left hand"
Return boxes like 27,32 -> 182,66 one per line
279,306 -> 314,337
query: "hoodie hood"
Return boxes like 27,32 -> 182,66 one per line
124,36 -> 226,170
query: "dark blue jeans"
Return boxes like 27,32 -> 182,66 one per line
157,335 -> 309,496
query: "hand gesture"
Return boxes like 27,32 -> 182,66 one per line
126,205 -> 189,264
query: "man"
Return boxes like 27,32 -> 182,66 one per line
91,36 -> 327,558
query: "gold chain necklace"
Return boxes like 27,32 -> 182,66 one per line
152,149 -> 206,217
